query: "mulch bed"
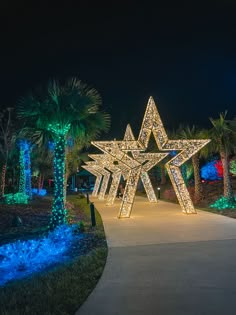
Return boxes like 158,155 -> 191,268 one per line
0,196 -> 105,261
0,197 -> 52,245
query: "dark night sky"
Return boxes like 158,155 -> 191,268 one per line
1,0 -> 236,139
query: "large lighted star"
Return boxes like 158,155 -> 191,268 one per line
92,125 -> 168,218
138,97 -> 211,213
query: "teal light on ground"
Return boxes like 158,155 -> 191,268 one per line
210,196 -> 236,210
230,160 -> 236,175
5,192 -> 28,204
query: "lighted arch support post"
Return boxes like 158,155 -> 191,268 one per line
126,125 -> 168,203
81,165 -> 102,197
85,162 -> 110,200
107,171 -> 122,204
89,154 -> 124,206
91,140 -> 144,217
139,159 -> 160,203
117,151 -> 168,218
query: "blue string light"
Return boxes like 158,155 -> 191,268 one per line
0,224 -> 83,286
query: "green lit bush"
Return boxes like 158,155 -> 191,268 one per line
4,193 -> 28,205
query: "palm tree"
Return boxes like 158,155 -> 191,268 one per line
209,112 -> 236,202
0,108 -> 14,197
178,125 -> 209,203
18,78 -> 110,228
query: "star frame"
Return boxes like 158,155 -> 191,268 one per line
138,97 -> 211,213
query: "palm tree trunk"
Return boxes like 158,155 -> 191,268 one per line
24,144 -> 32,199
19,148 -> 26,193
220,150 -> 234,200
50,135 -> 67,228
0,163 -> 7,197
192,153 -> 203,203
38,174 -> 45,190
64,153 -> 69,204
40,175 -> 44,189
38,174 -> 42,191
160,165 -> 166,185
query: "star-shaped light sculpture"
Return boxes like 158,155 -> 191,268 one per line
81,165 -> 102,197
138,97 -> 211,214
88,153 -> 124,205
125,124 -> 168,203
91,138 -> 142,217
89,126 -> 136,206
92,125 -> 168,218
83,161 -> 110,200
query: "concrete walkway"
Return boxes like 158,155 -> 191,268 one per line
76,197 -> 236,315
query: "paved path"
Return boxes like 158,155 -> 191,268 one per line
76,197 -> 236,315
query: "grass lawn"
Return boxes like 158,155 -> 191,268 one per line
0,194 -> 108,315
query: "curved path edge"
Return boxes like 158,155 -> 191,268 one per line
76,197 -> 236,315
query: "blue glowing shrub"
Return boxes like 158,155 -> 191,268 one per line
200,160 -> 222,181
4,192 -> 28,204
0,225 -> 83,286
32,188 -> 47,196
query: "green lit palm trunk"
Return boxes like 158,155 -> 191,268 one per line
192,153 -> 203,204
50,136 -> 67,228
220,151 -> 234,201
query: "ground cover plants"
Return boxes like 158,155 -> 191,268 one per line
0,194 -> 108,315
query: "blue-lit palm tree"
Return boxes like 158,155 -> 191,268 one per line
17,139 -> 32,199
18,78 -> 110,228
